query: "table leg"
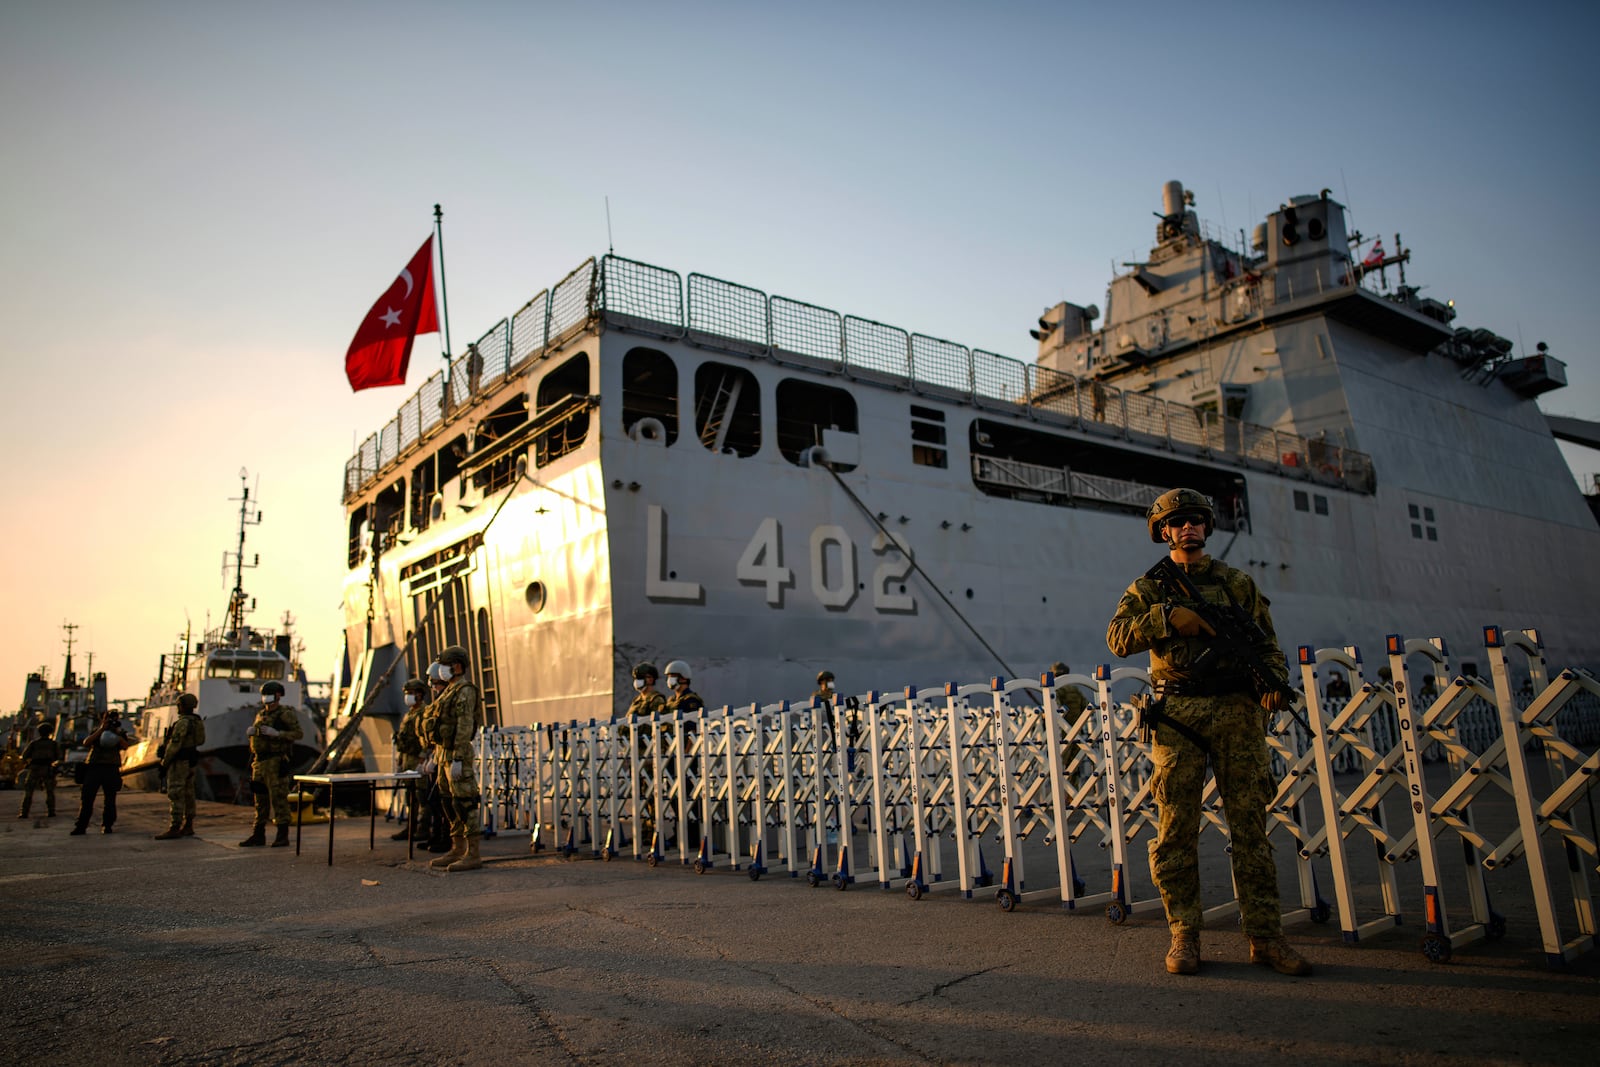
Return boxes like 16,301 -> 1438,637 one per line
295,783 -> 303,856
369,782 -> 377,850
327,783 -> 335,867
407,779 -> 416,861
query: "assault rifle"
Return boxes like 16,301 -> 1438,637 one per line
1144,557 -> 1313,736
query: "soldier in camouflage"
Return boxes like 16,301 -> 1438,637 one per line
1107,488 -> 1312,978
626,663 -> 668,847
391,677 -> 430,842
16,721 -> 61,819
238,681 -> 303,848
154,694 -> 205,840
427,646 -> 485,872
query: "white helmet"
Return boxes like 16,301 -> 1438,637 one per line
664,660 -> 691,685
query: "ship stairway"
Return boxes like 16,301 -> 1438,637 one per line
696,371 -> 744,453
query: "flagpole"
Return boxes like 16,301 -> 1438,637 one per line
433,203 -> 453,367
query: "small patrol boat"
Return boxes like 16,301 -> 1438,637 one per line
122,472 -> 322,798
4,623 -> 108,786
324,179 -> 1600,767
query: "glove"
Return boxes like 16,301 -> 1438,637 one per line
1167,605 -> 1215,638
245,726 -> 257,737
418,758 -> 436,776
258,725 -> 279,738
1259,690 -> 1287,713
449,760 -> 462,779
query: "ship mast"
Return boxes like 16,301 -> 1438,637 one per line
224,468 -> 262,646
60,621 -> 79,688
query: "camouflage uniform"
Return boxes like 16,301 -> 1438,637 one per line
665,689 -> 704,716
247,703 -> 304,830
395,702 -> 427,773
429,678 -> 483,840
627,688 -> 667,720
162,709 -> 205,829
1106,555 -> 1288,938
18,735 -> 61,817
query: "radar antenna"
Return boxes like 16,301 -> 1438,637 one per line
223,468 -> 263,645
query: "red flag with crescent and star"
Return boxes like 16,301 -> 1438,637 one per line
344,236 -> 440,391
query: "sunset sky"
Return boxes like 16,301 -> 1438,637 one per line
3,1 -> 1595,708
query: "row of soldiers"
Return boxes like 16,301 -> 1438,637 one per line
390,645 -> 485,873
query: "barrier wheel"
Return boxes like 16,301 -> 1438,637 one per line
693,859 -> 707,875
748,867 -> 762,881
906,882 -> 923,901
997,889 -> 1017,912
806,871 -> 820,888
832,873 -> 848,891
647,853 -> 660,868
1420,933 -> 1452,963
1486,913 -> 1507,940
1309,903 -> 1331,924
1105,901 -> 1128,925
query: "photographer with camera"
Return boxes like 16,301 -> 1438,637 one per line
70,709 -> 132,836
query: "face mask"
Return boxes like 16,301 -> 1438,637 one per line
633,679 -> 645,691
262,697 -> 277,707
824,681 -> 835,691
666,675 -> 681,688
404,694 -> 419,707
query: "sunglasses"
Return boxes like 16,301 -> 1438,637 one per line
1164,514 -> 1207,529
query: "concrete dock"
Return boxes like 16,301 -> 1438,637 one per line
1,789 -> 1595,1066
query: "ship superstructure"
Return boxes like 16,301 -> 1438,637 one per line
328,182 -> 1599,766
124,473 -> 321,796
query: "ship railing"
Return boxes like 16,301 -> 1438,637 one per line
341,253 -> 1374,501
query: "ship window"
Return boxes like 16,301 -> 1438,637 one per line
777,379 -> 858,470
1408,504 -> 1420,519
374,478 -> 405,546
535,352 -> 592,467
694,361 -> 760,457
1293,490 -> 1309,512
411,454 -> 437,532
911,405 -> 947,469
1408,501 -> 1437,541
1423,506 -> 1435,522
623,347 -> 680,445
348,510 -> 368,570
1426,527 -> 1438,541
1313,494 -> 1328,515
472,395 -> 531,493
1411,523 -> 1423,538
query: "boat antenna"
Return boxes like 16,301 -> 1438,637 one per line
225,468 -> 262,644
605,196 -> 615,255
61,621 -> 78,687
433,203 -> 454,367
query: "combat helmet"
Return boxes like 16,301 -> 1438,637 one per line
1146,488 -> 1215,543
1049,662 -> 1069,676
438,645 -> 471,669
632,662 -> 659,681
664,660 -> 691,683
261,681 -> 286,698
178,693 -> 199,712
816,670 -> 835,685
403,678 -> 430,695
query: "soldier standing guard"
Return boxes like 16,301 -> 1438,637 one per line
1106,488 -> 1313,978
663,661 -> 704,716
391,677 -> 431,841
427,645 -> 485,872
16,721 -> 61,819
154,694 -> 205,840
239,681 -> 303,848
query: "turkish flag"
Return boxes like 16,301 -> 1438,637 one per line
344,236 -> 440,391
1361,239 -> 1385,268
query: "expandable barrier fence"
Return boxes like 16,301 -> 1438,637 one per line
454,627 -> 1598,969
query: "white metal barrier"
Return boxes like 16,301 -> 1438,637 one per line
471,628 -> 1600,969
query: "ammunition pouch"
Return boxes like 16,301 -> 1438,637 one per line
1130,693 -> 1163,745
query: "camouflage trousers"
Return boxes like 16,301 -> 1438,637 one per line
436,751 -> 482,840
166,761 -> 197,825
1146,692 -> 1282,938
249,756 -> 293,828
19,768 -> 55,815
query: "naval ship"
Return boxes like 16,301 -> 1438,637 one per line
123,474 -> 322,797
326,180 -> 1599,765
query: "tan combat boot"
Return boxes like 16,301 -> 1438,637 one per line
153,823 -> 184,840
1165,932 -> 1200,975
1249,936 -> 1313,976
430,835 -> 466,869
446,836 -> 484,872
180,817 -> 195,837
